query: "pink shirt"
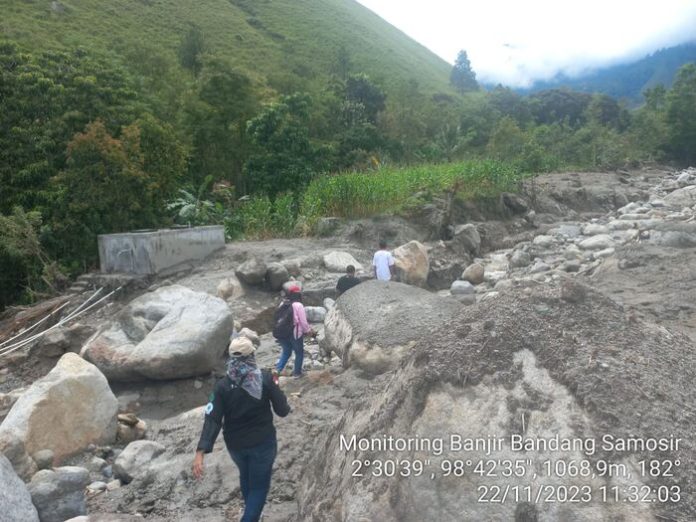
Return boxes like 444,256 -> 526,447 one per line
292,302 -> 311,339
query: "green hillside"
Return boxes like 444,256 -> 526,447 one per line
2,0 -> 454,96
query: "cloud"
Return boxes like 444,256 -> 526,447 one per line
357,0 -> 696,87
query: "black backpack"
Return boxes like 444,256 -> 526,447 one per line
272,301 -> 294,339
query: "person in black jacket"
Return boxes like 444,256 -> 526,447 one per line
193,336 -> 290,522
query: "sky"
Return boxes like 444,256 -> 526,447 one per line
355,0 -> 696,87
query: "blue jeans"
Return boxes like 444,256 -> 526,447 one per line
275,336 -> 304,376
228,435 -> 277,522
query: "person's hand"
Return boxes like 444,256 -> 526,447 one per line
192,450 -> 205,480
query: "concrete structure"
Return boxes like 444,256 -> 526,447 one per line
98,226 -> 225,275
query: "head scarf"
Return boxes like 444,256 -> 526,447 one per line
226,353 -> 263,400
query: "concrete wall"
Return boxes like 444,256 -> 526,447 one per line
98,226 -> 225,275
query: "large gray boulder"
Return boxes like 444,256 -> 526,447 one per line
265,262 -> 289,291
321,281 -> 460,375
393,240 -> 429,287
451,224 -> 481,256
81,285 -> 233,381
427,259 -> 463,290
663,185 -> 696,208
0,453 -> 39,522
235,258 -> 267,285
113,440 -> 166,484
28,466 -> 90,522
0,353 -> 117,462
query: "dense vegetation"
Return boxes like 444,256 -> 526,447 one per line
1,1 -> 695,308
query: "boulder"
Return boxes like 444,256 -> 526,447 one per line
393,241 -> 429,287
427,259 -> 464,291
501,192 -> 528,214
321,281 -> 460,375
81,286 -> 233,381
0,453 -> 39,522
265,262 -> 289,291
450,280 -> 475,295
578,234 -> 615,250
451,224 -> 481,256
29,466 -> 90,522
649,223 -> 696,248
551,224 -> 582,238
0,354 -> 117,462
323,298 -> 336,310
235,258 -> 267,285
461,263 -> 484,285
305,306 -> 327,324
113,440 -> 166,484
663,185 -> 696,208
323,252 -> 363,273
216,276 -> 244,300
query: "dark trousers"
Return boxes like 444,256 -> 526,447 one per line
275,336 -> 304,376
228,435 -> 277,522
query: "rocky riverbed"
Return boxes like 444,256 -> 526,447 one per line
2,166 -> 696,521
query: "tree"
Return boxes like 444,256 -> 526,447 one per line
49,120 -> 175,269
450,50 -> 479,93
178,24 -> 206,76
184,57 -> 258,191
245,93 -> 327,196
666,63 -> 696,163
343,73 -> 386,125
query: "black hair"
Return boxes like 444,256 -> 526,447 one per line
346,264 -> 355,274
379,240 -> 387,249
289,291 -> 302,302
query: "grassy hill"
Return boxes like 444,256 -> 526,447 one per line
1,0 -> 455,98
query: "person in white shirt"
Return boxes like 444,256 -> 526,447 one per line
372,240 -> 396,281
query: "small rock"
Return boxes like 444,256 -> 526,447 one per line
87,481 -> 107,494
117,413 -> 139,427
677,172 -> 691,186
193,380 -> 203,390
281,259 -> 302,277
451,224 -> 481,256
87,457 -> 107,473
323,298 -> 336,310
216,276 -> 244,300
101,465 -> 113,479
106,479 -> 121,491
29,466 -> 90,522
494,279 -> 513,291
238,327 -> 260,347
113,441 -> 165,484
461,263 -> 485,285
450,280 -> 475,295
33,450 -> 54,471
560,279 -> 587,303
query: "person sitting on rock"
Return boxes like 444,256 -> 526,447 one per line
274,285 -> 315,378
193,336 -> 290,522
336,264 -> 361,297
372,240 -> 396,281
